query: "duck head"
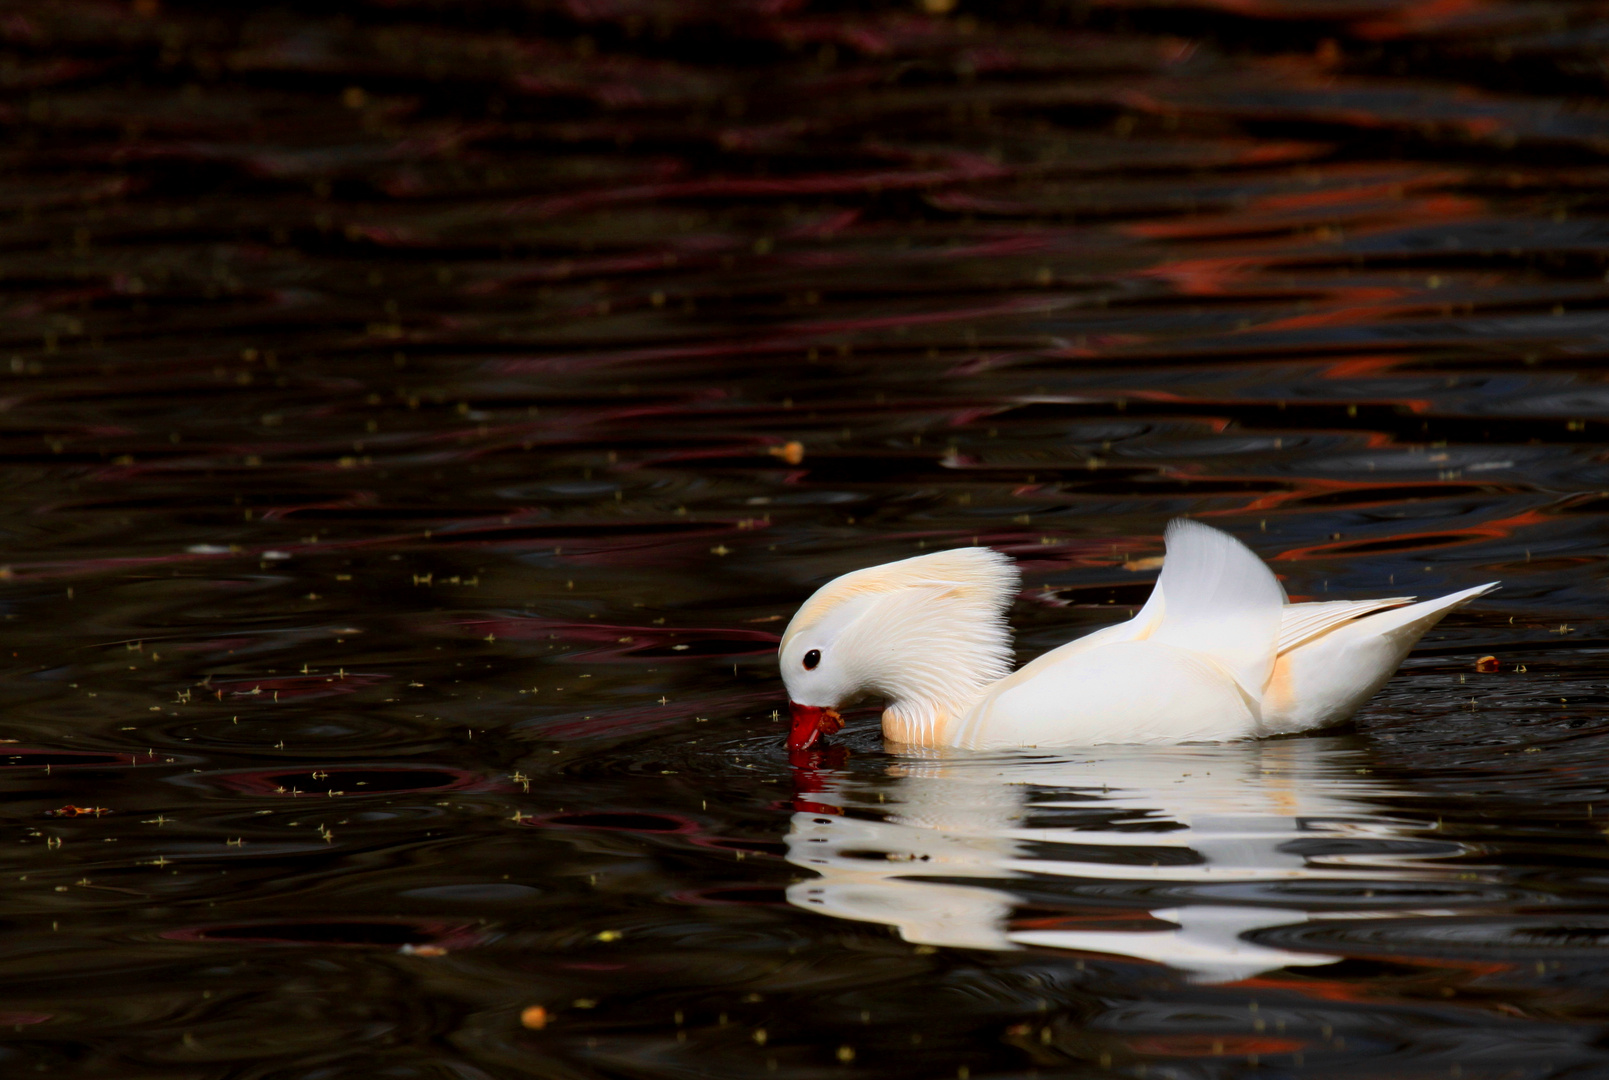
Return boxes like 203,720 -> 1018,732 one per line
778,547 -> 1020,750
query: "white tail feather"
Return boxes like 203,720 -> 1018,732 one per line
1147,519 -> 1285,699
1260,580 -> 1499,734
1340,581 -> 1498,643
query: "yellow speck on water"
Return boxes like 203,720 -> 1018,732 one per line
520,1005 -> 548,1029
596,930 -> 622,942
836,1046 -> 855,1063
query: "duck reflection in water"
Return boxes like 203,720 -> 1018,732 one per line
785,738 -> 1471,983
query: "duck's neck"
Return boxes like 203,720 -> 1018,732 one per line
879,678 -> 997,747
838,580 -> 1019,749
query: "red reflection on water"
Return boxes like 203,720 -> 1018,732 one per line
0,748 -> 137,769
532,703 -> 708,741
162,919 -> 481,949
1012,910 -> 1178,932
1126,1033 -> 1307,1057
1273,506 -> 1551,561
1351,0 -> 1500,41
788,743 -> 849,815
511,160 -> 1011,219
1235,952 -> 1515,1001
533,810 -> 699,835
1238,470 -> 1493,517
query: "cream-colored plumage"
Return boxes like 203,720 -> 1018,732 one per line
779,519 -> 1497,748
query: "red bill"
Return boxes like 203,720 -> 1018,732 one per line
787,702 -> 843,751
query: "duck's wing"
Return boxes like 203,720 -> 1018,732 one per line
1146,518 -> 1286,700
953,522 -> 1293,748
1277,597 -> 1416,655
1007,520 -> 1286,700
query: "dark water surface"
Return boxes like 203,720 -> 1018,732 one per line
8,0 -> 1609,1076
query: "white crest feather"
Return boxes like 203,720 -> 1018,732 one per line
782,546 -> 1019,650
782,547 -> 1020,741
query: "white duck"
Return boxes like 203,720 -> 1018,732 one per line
780,518 -> 1497,750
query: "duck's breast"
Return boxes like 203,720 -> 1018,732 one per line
948,639 -> 1258,749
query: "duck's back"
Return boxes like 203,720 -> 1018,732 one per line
948,520 -> 1284,749
942,517 -> 1499,748
951,639 -> 1258,747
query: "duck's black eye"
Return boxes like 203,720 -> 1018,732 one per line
803,649 -> 821,670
